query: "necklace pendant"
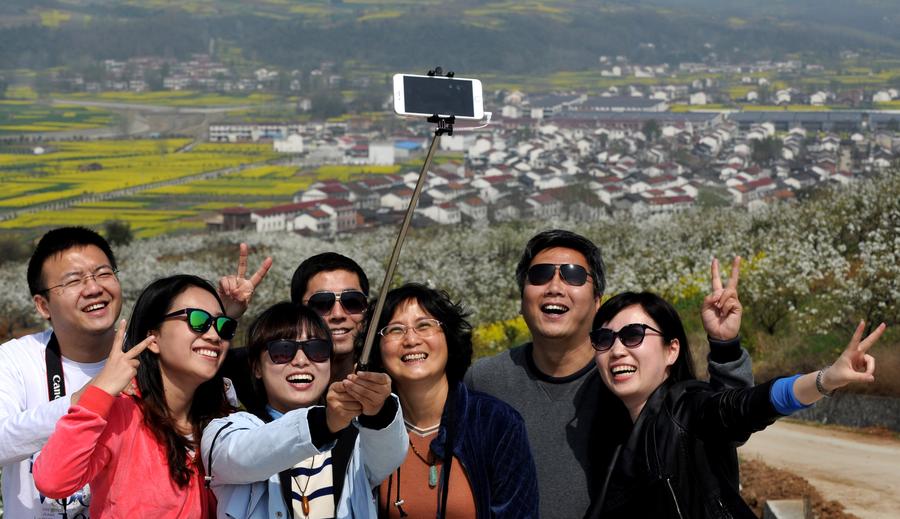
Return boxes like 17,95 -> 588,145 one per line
428,465 -> 438,488
301,495 -> 310,516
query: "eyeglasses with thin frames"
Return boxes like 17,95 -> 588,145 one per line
40,266 -> 119,295
378,318 -> 443,343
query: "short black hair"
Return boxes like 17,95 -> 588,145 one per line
363,283 -> 473,385
290,252 -> 370,303
27,226 -> 117,297
515,229 -> 606,297
243,301 -> 333,419
592,291 -> 696,383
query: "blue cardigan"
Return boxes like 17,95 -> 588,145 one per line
427,381 -> 539,519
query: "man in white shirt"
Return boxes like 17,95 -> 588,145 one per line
0,228 -> 271,518
0,227 -> 121,518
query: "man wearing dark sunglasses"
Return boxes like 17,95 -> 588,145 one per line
0,227 -> 269,519
464,229 -> 753,519
291,252 -> 370,382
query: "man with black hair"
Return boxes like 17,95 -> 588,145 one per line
465,229 -> 753,519
0,227 -> 268,518
0,227 -> 120,517
290,252 -> 370,382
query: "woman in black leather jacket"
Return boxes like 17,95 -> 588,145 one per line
586,259 -> 884,519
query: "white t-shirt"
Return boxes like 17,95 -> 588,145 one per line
0,329 -> 105,519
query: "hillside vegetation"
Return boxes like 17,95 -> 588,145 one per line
2,1 -> 900,73
1,169 -> 898,392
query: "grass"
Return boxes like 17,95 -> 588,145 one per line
0,139 -> 276,210
0,139 -> 403,237
741,104 -> 832,112
0,100 -> 115,135
0,205 -> 202,238
143,163 -> 401,197
58,91 -> 276,107
464,1 -> 568,19
357,10 -> 403,21
669,103 -> 733,112
37,8 -> 72,27
5,85 -> 39,100
726,85 -> 756,100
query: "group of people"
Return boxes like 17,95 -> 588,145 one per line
0,226 -> 884,519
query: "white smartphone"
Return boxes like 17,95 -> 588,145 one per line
393,73 -> 484,120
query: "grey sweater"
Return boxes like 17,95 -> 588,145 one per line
464,341 -> 752,519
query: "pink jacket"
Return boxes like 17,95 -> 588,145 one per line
33,385 -> 214,518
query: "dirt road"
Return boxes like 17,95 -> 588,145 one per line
738,421 -> 900,519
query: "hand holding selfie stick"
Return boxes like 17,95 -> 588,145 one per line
357,113 -> 452,371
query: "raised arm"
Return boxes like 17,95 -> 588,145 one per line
690,320 -> 884,443
33,324 -> 153,497
793,320 -> 883,405
201,408 -> 333,485
703,257 -> 753,389
203,378 -> 364,486
218,243 -> 273,319
341,372 -> 409,486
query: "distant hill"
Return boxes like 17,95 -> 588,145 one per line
2,0 -> 900,74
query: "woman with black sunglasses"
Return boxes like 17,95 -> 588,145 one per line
367,283 -> 539,519
585,259 -> 885,519
200,301 -> 408,519
34,274 -> 237,517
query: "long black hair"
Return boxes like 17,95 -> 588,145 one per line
243,301 -> 332,421
592,291 -> 696,383
125,274 -> 234,487
362,283 -> 473,385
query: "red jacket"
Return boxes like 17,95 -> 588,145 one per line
34,385 -> 214,518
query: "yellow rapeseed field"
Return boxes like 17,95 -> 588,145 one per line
0,139 -> 280,206
1,139 -> 401,238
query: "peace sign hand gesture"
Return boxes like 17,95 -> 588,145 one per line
218,243 -> 273,319
701,257 -> 743,341
820,320 -> 884,393
91,320 -> 155,397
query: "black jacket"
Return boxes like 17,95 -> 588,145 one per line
587,378 -> 782,519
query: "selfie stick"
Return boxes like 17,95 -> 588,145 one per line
357,69 -> 456,371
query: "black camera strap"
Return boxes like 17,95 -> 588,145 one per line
45,332 -> 66,401
44,332 -> 71,519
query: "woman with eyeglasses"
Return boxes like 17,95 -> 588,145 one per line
200,301 -> 408,519
34,274 -> 237,517
585,259 -> 885,519
367,283 -> 539,519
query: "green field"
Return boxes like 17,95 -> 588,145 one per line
58,91 -> 277,107
0,139 -> 280,208
0,100 -> 115,134
0,139 -> 408,238
0,139 -> 280,235
144,163 -> 401,197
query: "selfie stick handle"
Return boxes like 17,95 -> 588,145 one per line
357,127 -> 446,370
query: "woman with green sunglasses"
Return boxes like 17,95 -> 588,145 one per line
34,274 -> 236,518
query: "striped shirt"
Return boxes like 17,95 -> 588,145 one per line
289,451 -> 335,519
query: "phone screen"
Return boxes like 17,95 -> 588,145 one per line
403,76 -> 475,117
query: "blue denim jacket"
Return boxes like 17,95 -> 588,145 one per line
429,381 -> 539,519
202,396 -> 407,519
